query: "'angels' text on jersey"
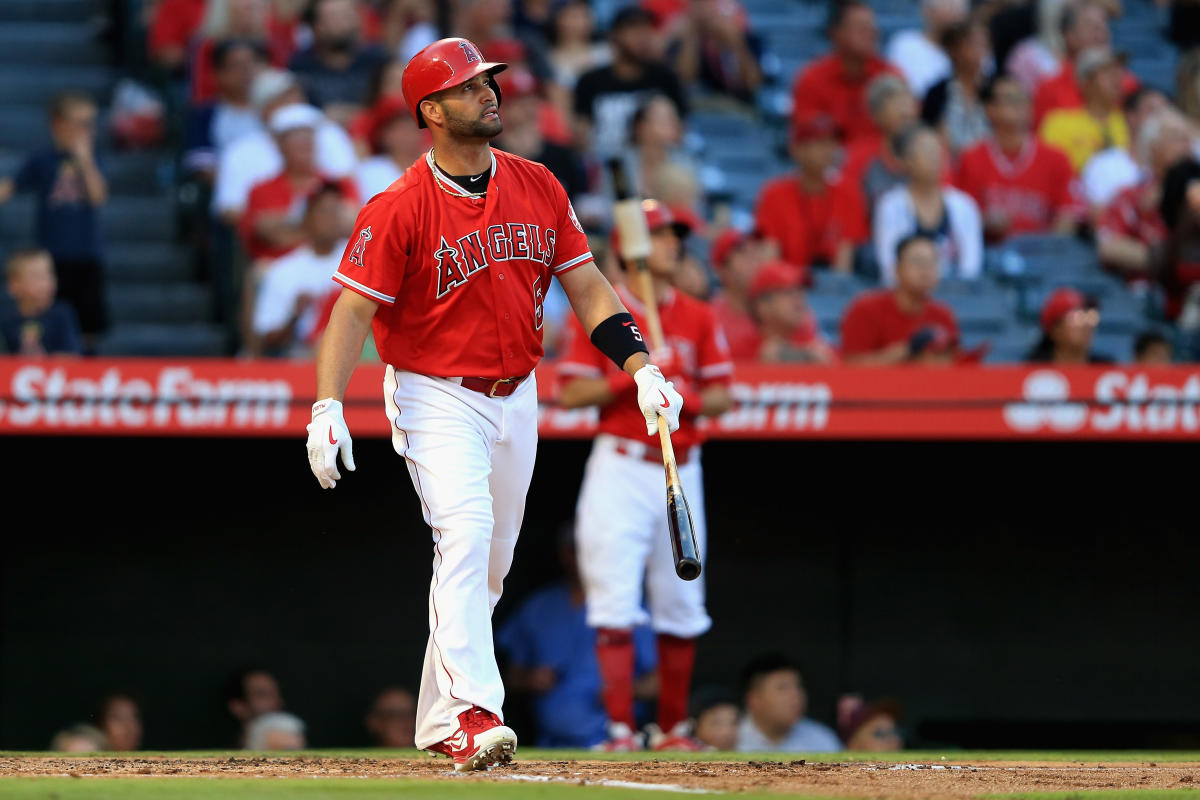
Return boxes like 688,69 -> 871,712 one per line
435,223 -> 557,299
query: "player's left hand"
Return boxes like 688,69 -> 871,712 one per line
307,398 -> 356,489
633,364 -> 683,436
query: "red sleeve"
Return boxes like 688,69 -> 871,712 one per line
754,182 -> 788,248
1096,188 -> 1137,240
556,312 -> 608,388
547,173 -> 594,276
239,180 -> 271,255
1047,147 -> 1083,216
331,193 -> 410,305
839,295 -> 879,356
696,306 -> 734,386
790,64 -> 821,127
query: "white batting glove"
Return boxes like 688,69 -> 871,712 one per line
633,364 -> 683,436
306,398 -> 355,489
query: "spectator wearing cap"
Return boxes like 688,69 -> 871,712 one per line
874,125 -> 982,284
1027,287 -> 1112,363
1081,87 -> 1168,213
183,38 -> 269,183
1134,329 -> 1173,364
709,228 -> 768,359
689,686 -> 739,751
666,0 -> 763,104
841,234 -> 962,365
213,69 -> 357,225
495,523 -> 659,747
836,695 -> 903,752
1038,47 -> 1131,173
840,75 -> 920,219
742,261 -> 833,363
252,182 -> 351,357
954,73 -> 1080,242
354,96 -> 428,200
573,5 -> 687,159
790,1 -> 902,147
289,0 -> 389,127
494,68 -> 589,200
736,653 -> 841,752
920,19 -> 992,157
1096,109 -> 1194,281
755,114 -> 867,275
1031,1 -> 1137,127
188,0 -> 298,105
885,0 -> 967,100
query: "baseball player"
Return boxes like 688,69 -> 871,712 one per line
303,38 -> 684,772
557,200 -> 734,751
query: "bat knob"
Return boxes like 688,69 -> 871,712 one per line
676,558 -> 702,581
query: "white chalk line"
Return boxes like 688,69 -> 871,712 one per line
500,772 -> 715,793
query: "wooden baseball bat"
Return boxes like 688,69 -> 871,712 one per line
606,158 -> 702,582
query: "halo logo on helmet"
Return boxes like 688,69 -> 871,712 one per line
401,37 -> 508,129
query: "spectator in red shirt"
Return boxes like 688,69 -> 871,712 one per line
708,228 -> 769,359
1026,287 -> 1112,363
840,74 -> 920,217
1097,109 -> 1194,282
755,114 -> 868,274
240,104 -> 358,264
955,73 -> 1080,242
840,233 -> 961,365
742,261 -> 834,363
147,0 -> 208,75
1031,0 -> 1136,127
791,1 -> 901,147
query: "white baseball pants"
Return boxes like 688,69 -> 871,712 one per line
383,366 -> 538,749
574,433 -> 712,639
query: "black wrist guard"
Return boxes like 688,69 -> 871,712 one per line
590,312 -> 649,368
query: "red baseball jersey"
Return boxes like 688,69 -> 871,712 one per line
557,283 -> 733,450
332,148 -> 594,379
754,174 -> 868,268
839,290 -> 959,357
241,173 -> 359,262
955,137 -> 1081,238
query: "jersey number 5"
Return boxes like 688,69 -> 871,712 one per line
532,276 -> 544,332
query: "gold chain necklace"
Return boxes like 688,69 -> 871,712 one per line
430,149 -> 487,198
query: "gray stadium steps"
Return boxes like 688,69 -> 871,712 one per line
107,244 -> 194,284
102,198 -> 176,241
0,22 -> 107,65
0,0 -> 100,22
96,323 -> 230,357
106,283 -> 212,325
0,66 -> 114,105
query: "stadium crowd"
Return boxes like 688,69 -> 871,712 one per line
2,0 -> 1200,363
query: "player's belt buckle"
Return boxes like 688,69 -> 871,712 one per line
489,377 -> 516,397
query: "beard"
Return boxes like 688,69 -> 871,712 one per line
442,105 -> 504,140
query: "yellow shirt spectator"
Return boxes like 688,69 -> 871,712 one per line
1038,108 -> 1130,173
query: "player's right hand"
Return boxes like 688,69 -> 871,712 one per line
306,398 -> 355,489
633,364 -> 683,436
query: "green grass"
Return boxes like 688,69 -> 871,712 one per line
3,749 -> 1198,763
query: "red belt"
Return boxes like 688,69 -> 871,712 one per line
613,439 -> 691,467
458,374 -> 530,398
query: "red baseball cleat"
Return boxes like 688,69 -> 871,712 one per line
646,721 -> 712,752
591,722 -> 646,752
426,706 -> 517,772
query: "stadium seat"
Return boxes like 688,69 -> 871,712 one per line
811,270 -> 871,295
101,198 -> 177,242
96,323 -> 230,357
0,22 -> 108,66
107,244 -> 195,284
940,292 -> 1014,334
106,284 -> 213,325
0,65 -> 113,104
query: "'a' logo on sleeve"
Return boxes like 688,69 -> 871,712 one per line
348,227 -> 372,267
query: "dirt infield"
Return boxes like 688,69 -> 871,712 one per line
3,755 -> 1199,798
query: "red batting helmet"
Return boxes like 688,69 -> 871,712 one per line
401,37 -> 508,129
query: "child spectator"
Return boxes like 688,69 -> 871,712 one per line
1133,329 -> 1173,364
289,0 -> 389,127
874,125 -> 983,284
790,1 -> 901,147
837,695 -> 904,752
354,96 -> 427,200
1038,46 -> 1130,173
364,687 -> 417,748
920,19 -> 992,157
0,91 -> 109,345
736,653 -> 841,752
885,0 -> 967,99
1,248 -> 83,356
689,686 -> 739,751
742,261 -> 833,363
666,0 -> 763,104
755,114 -> 867,274
1026,287 -> 1113,363
573,5 -> 686,159
251,182 -> 350,357
955,73 -> 1080,241
94,692 -> 143,751
183,38 -> 269,182
841,234 -> 962,365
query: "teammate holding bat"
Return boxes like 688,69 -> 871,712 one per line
557,198 -> 734,751
304,38 -> 683,772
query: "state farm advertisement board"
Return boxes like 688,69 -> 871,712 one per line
2,357 -> 1199,440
